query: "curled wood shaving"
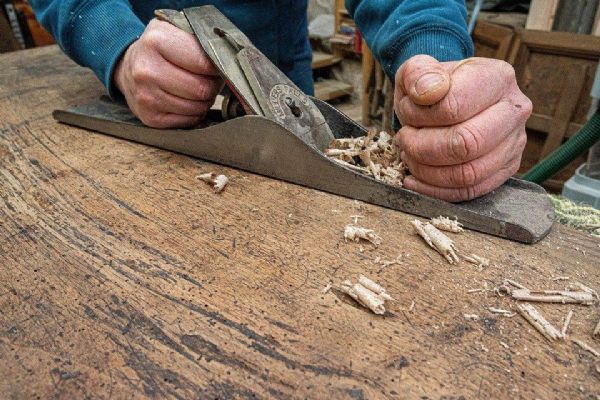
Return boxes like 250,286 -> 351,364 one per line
411,220 -> 459,264
594,317 -> 600,338
574,282 -> 599,300
197,172 -> 228,193
463,254 -> 490,268
511,288 -> 595,305
358,275 -> 394,301
517,303 -> 563,341
326,128 -> 408,187
340,277 -> 392,315
572,338 -> 600,357
561,310 -> 574,337
431,216 -> 464,233
464,314 -> 479,320
344,225 -> 382,246
322,282 -> 332,294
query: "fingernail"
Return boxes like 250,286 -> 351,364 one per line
415,73 -> 444,95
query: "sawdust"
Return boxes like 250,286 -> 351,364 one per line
325,128 -> 408,187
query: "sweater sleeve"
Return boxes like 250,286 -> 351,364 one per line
346,0 -> 474,80
30,0 -> 145,98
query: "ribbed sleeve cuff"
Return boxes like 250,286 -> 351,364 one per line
381,27 -> 474,79
65,1 -> 145,98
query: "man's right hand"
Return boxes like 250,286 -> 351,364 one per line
114,19 -> 223,128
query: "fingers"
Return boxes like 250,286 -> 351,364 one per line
141,113 -> 205,129
144,88 -> 213,116
403,155 -> 522,202
154,64 -> 223,101
402,127 -> 527,188
396,57 -> 519,128
396,55 -> 451,106
147,19 -> 219,76
396,96 -> 532,166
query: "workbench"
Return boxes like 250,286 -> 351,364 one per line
1,46 -> 599,399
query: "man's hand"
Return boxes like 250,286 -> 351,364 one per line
114,19 -> 223,128
394,55 -> 532,202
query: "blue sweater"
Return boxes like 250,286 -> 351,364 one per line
30,0 -> 473,98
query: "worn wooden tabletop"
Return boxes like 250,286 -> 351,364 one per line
1,46 -> 600,399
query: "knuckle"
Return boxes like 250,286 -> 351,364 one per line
498,60 -> 516,83
142,28 -> 163,48
519,95 -> 533,119
453,162 -> 478,187
448,124 -> 480,161
440,90 -> 462,122
135,90 -> 155,109
131,64 -> 153,83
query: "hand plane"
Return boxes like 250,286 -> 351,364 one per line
53,6 -> 554,243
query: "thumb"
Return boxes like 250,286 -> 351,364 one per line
397,55 -> 451,106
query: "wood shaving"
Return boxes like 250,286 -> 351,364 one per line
463,254 -> 490,268
517,303 -> 563,341
197,172 -> 228,193
504,279 -> 527,290
374,254 -> 403,268
408,300 -> 415,312
574,283 -> 599,300
561,310 -> 574,337
358,275 -> 394,301
340,277 -> 392,315
572,338 -> 600,357
411,220 -> 459,264
350,215 -> 364,224
511,288 -> 595,305
431,216 -> 464,233
594,317 -> 600,338
464,314 -> 479,320
500,341 -> 510,350
322,282 -> 332,294
344,225 -> 382,246
551,276 -> 571,281
326,128 -> 408,187
488,307 -> 515,317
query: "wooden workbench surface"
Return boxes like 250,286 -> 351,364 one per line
1,46 -> 599,399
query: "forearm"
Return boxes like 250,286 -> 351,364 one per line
30,0 -> 145,97
346,0 -> 474,79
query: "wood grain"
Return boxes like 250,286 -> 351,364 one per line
1,46 -> 600,399
526,0 -> 560,31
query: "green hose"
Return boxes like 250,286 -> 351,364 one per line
522,111 -> 600,183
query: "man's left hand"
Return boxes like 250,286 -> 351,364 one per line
394,55 -> 532,202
